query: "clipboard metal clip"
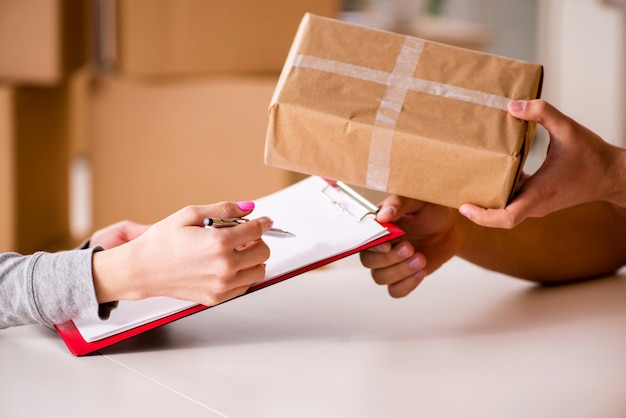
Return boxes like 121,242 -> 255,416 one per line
321,179 -> 379,222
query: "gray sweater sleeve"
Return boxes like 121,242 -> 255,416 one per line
0,248 -> 101,328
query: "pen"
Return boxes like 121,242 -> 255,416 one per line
203,217 -> 295,237
203,217 -> 247,227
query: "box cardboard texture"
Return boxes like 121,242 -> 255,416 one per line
265,14 -> 544,209
88,76 -> 299,229
0,85 -> 70,253
98,0 -> 338,77
0,0 -> 88,85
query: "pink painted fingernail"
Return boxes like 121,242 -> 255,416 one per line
237,201 -> 255,211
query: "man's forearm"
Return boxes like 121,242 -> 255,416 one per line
457,202 -> 626,282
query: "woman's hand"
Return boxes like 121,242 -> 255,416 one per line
89,221 -> 150,249
92,201 -> 272,307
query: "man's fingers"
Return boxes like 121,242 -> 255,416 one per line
508,99 -> 574,142
360,241 -> 415,269
377,195 -> 427,223
387,274 -> 426,298
459,204 -> 514,229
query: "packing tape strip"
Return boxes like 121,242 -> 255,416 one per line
292,41 -> 511,191
292,54 -> 511,112
367,37 -> 424,190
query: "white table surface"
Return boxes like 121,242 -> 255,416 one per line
2,255 -> 625,418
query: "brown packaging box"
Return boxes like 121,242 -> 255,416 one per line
265,14 -> 544,209
96,0 -> 339,77
0,0 -> 88,85
0,85 -> 70,253
87,75 -> 299,229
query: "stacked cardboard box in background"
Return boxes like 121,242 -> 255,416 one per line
1,0 -> 338,252
0,86 -> 73,253
0,0 -> 87,84
87,0 -> 338,229
97,0 -> 337,77
0,0 -> 88,253
87,75 -> 300,227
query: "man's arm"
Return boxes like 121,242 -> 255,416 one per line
361,198 -> 626,299
457,201 -> 626,282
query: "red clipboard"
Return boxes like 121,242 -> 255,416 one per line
54,177 -> 405,356
55,221 -> 403,356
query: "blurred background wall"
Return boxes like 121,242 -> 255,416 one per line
1,0 -> 623,254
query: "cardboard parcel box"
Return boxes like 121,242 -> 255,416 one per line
99,0 -> 339,77
0,0 -> 88,85
0,84 -> 70,253
265,14 -> 544,209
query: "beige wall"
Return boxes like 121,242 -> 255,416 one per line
538,0 -> 624,145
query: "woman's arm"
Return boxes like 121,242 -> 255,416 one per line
0,249 -> 100,328
0,200 -> 271,329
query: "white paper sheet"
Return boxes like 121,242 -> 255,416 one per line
73,176 -> 389,342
